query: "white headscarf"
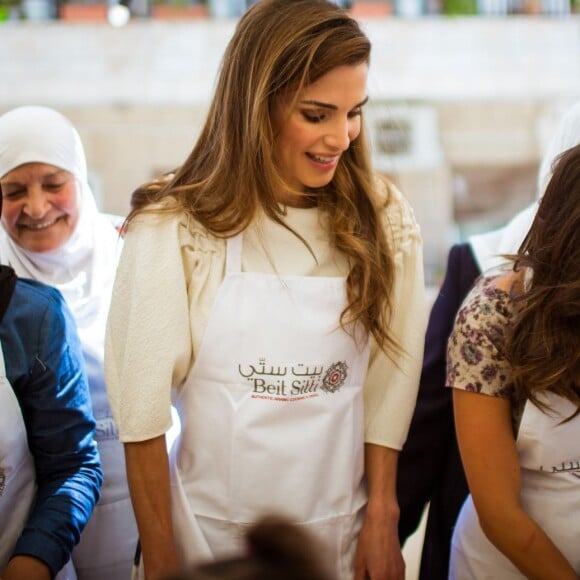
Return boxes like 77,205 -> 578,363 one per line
469,100 -> 580,274
537,101 -> 580,197
0,106 -> 122,373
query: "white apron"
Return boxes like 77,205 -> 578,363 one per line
0,342 -> 76,579
450,392 -> 580,578
72,346 -> 137,580
169,233 -> 370,579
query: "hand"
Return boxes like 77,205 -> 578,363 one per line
354,507 -> 405,580
2,556 -> 51,580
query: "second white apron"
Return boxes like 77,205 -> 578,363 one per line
450,391 -> 580,578
72,349 -> 137,580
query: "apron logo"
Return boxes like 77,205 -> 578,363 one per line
95,415 -> 120,442
321,361 -> 349,393
540,461 -> 580,479
320,361 -> 348,393
238,359 -> 349,401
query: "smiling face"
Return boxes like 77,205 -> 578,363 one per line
271,63 -> 369,206
0,162 -> 80,253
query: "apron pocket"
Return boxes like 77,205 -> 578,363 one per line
302,512 -> 361,580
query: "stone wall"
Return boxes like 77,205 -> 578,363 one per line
2,17 -> 579,281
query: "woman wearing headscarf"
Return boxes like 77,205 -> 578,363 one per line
0,191 -> 102,580
0,105 -> 137,580
396,99 -> 580,580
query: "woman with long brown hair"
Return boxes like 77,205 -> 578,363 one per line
448,143 -> 580,579
105,2 -> 425,579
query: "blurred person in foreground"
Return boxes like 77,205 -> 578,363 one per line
165,516 -> 333,580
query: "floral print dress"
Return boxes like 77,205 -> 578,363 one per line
446,275 -> 525,434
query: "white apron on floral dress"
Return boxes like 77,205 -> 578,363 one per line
450,391 -> 580,578
0,341 -> 76,579
166,233 -> 370,580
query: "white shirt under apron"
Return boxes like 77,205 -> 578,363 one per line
106,183 -> 426,452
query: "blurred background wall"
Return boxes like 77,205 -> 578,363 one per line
2,10 -> 580,288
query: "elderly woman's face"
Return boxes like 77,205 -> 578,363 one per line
0,162 -> 79,253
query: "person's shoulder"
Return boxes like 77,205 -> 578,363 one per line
127,198 -> 216,242
127,198 -> 185,229
2,280 -> 71,370
372,174 -> 420,246
451,241 -> 475,258
10,279 -> 73,337
488,269 -> 524,295
372,174 -> 403,207
120,201 -> 224,275
12,278 -> 66,315
447,274 -> 518,395
456,274 -> 517,333
445,242 -> 478,270
444,243 -> 481,288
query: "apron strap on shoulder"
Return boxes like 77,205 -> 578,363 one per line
225,234 -> 243,274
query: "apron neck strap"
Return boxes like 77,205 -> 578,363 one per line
225,234 -> 243,274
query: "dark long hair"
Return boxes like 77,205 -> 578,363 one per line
507,144 -> 580,417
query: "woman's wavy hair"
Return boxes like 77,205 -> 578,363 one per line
508,143 -> 580,418
129,0 -> 400,356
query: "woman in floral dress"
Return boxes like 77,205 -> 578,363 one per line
447,144 -> 580,579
